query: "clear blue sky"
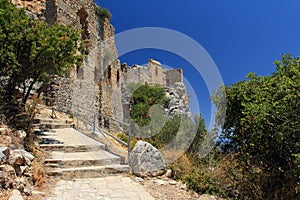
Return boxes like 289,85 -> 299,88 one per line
96,0 -> 300,127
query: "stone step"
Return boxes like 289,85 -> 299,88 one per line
35,123 -> 75,129
44,151 -> 122,168
39,144 -> 106,152
33,118 -> 73,125
46,164 -> 130,180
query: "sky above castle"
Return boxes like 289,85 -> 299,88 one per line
97,0 -> 300,127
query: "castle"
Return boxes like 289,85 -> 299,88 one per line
11,0 -> 185,129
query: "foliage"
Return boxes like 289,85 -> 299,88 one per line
187,114 -> 208,154
0,0 -> 82,125
170,153 -> 230,198
145,115 -> 181,149
96,6 -> 112,20
117,133 -> 138,150
130,84 -> 168,126
212,54 -> 300,199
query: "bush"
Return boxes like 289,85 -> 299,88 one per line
212,54 -> 300,199
170,154 -> 229,198
97,6 -> 112,20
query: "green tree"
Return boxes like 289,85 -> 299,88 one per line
212,54 -> 300,199
187,114 -> 208,154
0,0 -> 83,107
130,84 -> 167,126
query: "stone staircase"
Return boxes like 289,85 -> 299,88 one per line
34,116 -> 130,180
33,115 -> 74,130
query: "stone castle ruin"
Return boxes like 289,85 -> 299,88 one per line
125,59 -> 183,87
11,0 -> 187,130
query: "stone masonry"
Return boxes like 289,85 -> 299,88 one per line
125,59 -> 183,87
11,0 -> 186,131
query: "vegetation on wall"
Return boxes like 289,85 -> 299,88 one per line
96,5 -> 112,20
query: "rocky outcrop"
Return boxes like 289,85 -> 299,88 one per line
9,189 -> 23,200
0,146 -> 34,196
165,82 -> 191,118
130,141 -> 166,177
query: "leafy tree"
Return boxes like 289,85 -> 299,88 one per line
130,84 -> 167,126
212,54 -> 300,199
0,0 -> 83,107
187,114 -> 208,154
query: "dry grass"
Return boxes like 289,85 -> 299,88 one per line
31,151 -> 46,187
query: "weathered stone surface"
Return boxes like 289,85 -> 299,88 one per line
0,164 -> 16,178
153,179 -> 167,185
9,189 -> 23,200
165,82 -> 191,118
10,149 -> 34,163
198,194 -> 218,200
130,141 -> 166,177
0,146 -> 10,164
15,166 -> 29,176
23,187 -> 32,196
16,130 -> 27,140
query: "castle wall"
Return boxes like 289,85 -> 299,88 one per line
165,69 -> 183,86
13,0 -> 124,129
11,0 -> 186,131
148,59 -> 164,86
125,59 -> 183,87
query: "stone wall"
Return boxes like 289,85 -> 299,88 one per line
10,0 -> 187,132
12,0 -> 124,130
125,59 -> 183,87
165,69 -> 183,86
12,0 -> 46,21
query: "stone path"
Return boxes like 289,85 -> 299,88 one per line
44,176 -> 154,200
34,117 -> 155,200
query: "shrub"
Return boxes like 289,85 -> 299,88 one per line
97,6 -> 112,20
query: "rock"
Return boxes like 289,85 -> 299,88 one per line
134,177 -> 144,183
153,179 -> 167,185
1,147 -> 10,158
0,147 -> 10,164
0,164 -> 16,178
23,187 -> 32,196
0,170 -> 4,186
32,190 -> 46,198
169,180 -> 177,185
165,84 -> 191,118
8,156 -> 25,166
9,149 -> 34,166
198,194 -> 218,200
180,183 -> 187,190
16,130 -> 27,139
15,166 -> 28,176
130,141 -> 166,177
9,190 -> 23,200
164,169 -> 172,178
12,149 -> 34,161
